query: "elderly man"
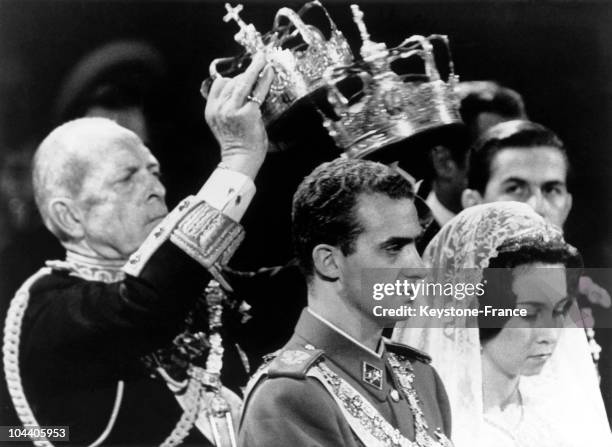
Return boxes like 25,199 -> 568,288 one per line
3,54 -> 272,446
238,158 -> 452,447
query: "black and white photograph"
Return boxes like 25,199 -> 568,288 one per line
0,0 -> 611,445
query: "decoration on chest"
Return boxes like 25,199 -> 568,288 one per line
362,361 -> 383,390
141,280 -> 250,447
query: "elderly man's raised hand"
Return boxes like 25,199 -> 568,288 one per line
204,52 -> 274,180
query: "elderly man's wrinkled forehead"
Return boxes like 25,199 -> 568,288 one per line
55,117 -> 141,154
34,117 -> 144,200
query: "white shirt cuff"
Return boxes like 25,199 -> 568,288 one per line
196,167 -> 256,222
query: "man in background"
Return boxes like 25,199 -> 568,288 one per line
416,81 -> 527,251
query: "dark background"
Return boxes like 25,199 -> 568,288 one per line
0,0 -> 611,427
0,0 -> 610,267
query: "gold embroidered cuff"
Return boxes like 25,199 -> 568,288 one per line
170,202 -> 244,288
123,198 -> 244,289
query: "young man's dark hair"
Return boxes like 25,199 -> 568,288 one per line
467,119 -> 569,194
457,81 -> 527,143
291,158 -> 419,278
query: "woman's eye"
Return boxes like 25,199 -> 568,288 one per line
518,306 -> 539,321
554,300 -> 573,317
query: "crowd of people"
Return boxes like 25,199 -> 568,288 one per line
1,3 -> 611,447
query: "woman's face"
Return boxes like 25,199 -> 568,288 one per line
481,262 -> 573,377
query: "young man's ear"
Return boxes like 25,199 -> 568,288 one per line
48,198 -> 85,240
312,244 -> 341,281
461,188 -> 484,209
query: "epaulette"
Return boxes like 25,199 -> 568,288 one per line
384,338 -> 432,364
267,347 -> 324,379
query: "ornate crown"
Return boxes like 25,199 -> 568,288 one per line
320,5 -> 462,159
207,2 -> 353,126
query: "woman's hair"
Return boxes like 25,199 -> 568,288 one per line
478,236 -> 582,342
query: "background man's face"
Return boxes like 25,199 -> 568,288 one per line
78,131 -> 167,259
482,146 -> 572,228
338,193 -> 426,323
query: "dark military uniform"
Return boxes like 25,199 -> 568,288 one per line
239,309 -> 452,447
11,247 -> 218,446
3,182 -> 252,446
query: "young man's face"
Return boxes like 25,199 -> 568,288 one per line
482,146 -> 572,228
338,192 -> 426,323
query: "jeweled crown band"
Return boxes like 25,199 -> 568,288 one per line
203,2 -> 462,160
320,6 -> 462,158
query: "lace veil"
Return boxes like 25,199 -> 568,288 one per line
393,202 -> 611,446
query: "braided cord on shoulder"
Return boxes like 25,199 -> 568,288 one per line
3,268 -> 54,446
3,267 -> 124,447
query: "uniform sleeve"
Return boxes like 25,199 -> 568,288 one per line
20,167 -> 255,380
238,377 -> 359,447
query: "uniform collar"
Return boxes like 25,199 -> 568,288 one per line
293,308 -> 390,401
308,309 -> 384,358
46,251 -> 126,283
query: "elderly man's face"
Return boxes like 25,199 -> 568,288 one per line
78,131 -> 167,259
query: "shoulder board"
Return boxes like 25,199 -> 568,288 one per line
267,347 -> 324,379
384,339 -> 431,364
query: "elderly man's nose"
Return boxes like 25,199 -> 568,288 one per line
149,175 -> 166,199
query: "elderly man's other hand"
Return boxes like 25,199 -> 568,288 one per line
204,52 -> 274,180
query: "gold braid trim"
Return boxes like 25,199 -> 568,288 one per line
307,359 -> 453,447
124,198 -> 244,291
3,268 -> 124,447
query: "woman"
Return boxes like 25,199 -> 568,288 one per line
393,202 -> 611,446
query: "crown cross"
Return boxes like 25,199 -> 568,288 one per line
350,5 -> 371,45
223,4 -> 244,25
223,3 -> 263,53
350,4 -> 387,60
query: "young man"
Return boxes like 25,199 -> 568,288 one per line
239,158 -> 452,447
461,119 -> 572,228
416,82 -> 527,251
